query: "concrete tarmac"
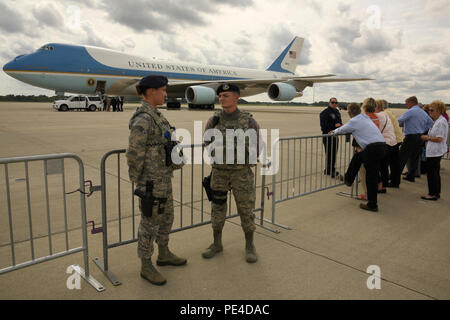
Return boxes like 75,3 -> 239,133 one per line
0,102 -> 449,300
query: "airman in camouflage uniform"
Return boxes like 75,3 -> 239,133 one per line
202,83 -> 261,263
126,75 -> 186,286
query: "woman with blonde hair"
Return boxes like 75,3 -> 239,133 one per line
420,100 -> 448,200
362,98 -> 380,128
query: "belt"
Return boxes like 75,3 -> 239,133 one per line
405,133 -> 422,136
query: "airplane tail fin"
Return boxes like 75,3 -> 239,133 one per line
266,36 -> 304,74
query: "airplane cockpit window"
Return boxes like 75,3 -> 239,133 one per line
38,45 -> 54,51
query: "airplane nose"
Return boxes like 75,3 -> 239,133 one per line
3,54 -> 26,73
3,60 -> 14,72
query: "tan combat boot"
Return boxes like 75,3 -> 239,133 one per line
202,230 -> 223,259
245,232 -> 257,263
157,245 -> 187,266
141,258 -> 166,285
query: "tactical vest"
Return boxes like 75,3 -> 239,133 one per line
129,102 -> 181,180
211,109 -> 256,170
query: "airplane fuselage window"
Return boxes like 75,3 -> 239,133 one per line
38,46 -> 54,51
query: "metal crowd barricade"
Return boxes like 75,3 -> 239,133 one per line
0,153 -> 104,292
444,124 -> 450,160
269,133 -> 353,229
94,144 -> 270,286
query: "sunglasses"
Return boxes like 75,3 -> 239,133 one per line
330,101 -> 338,104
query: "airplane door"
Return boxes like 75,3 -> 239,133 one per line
96,81 -> 106,94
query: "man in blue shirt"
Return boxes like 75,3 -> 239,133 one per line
331,100 -> 386,212
396,96 -> 434,184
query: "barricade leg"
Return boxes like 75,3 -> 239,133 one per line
93,149 -> 124,286
253,165 -> 280,234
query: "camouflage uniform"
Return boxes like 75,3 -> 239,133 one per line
205,108 -> 260,233
126,100 -> 176,259
210,167 -> 256,233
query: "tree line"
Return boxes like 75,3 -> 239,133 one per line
1,95 -> 448,109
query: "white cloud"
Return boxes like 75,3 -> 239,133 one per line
0,2 -> 26,33
32,3 -> 64,28
0,0 -> 449,103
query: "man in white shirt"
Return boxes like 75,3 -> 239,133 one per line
330,101 -> 387,212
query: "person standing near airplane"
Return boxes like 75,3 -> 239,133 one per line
111,97 -> 117,112
397,96 -> 434,184
119,96 -> 124,111
126,75 -> 186,286
102,94 -> 107,111
202,83 -> 261,263
331,100 -> 386,212
381,100 -> 404,188
420,100 -> 448,200
320,97 -> 343,177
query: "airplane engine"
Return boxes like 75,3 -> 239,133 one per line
185,85 -> 216,105
267,82 -> 298,101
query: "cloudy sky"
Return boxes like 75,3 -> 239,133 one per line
0,0 -> 448,103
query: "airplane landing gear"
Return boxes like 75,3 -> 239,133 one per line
188,104 -> 215,110
167,101 -> 181,109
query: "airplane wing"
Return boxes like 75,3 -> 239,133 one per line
165,76 -> 373,98
293,77 -> 373,83
105,75 -> 372,98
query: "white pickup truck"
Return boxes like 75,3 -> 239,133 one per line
53,95 -> 103,111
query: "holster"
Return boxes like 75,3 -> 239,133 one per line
202,174 -> 228,205
134,181 -> 167,217
202,175 -> 214,202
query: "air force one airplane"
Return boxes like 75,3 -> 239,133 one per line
3,36 -> 371,109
